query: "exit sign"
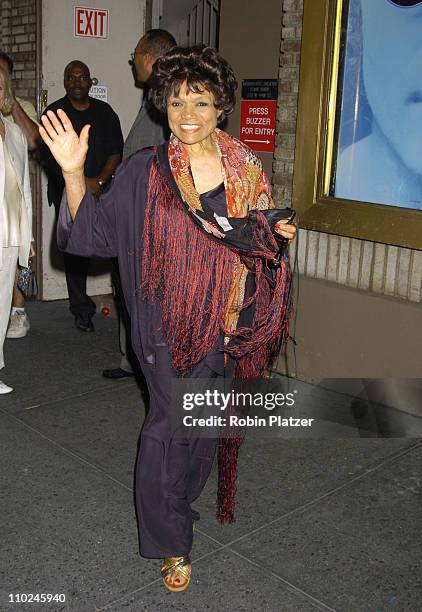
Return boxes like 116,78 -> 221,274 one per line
74,6 -> 109,39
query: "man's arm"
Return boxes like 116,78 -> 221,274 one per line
11,98 -> 41,151
85,105 -> 123,196
85,152 -> 121,196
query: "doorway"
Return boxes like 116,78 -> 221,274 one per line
152,0 -> 219,47
38,0 -> 146,300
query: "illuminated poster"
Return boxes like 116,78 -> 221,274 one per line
331,0 -> 422,210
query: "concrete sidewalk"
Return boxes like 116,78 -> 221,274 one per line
1,300 -> 421,611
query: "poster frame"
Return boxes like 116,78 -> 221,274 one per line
293,0 -> 422,250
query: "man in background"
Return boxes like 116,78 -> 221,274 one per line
0,51 -> 40,340
40,60 -> 123,332
102,29 -> 176,379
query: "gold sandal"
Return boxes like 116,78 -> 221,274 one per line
161,556 -> 192,592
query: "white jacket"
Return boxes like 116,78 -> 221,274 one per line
0,113 -> 32,270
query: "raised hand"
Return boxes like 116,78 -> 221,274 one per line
39,109 -> 90,174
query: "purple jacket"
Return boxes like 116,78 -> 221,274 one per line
58,143 -> 291,373
57,146 -> 170,369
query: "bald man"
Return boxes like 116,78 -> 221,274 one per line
40,60 -> 123,331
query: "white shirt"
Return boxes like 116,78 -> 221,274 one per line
2,143 -> 21,246
0,113 -> 32,269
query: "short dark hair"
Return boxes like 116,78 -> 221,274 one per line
64,60 -> 91,77
0,51 -> 13,74
149,45 -> 238,119
143,29 -> 176,58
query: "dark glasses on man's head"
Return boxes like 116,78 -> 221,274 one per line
388,0 -> 422,6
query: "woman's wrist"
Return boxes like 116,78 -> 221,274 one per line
63,169 -> 85,183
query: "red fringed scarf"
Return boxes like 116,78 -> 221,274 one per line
141,159 -> 239,373
141,130 -> 292,523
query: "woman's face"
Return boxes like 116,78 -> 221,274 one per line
167,82 -> 222,147
361,0 -> 422,173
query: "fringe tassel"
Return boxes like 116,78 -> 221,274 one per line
216,434 -> 244,523
141,159 -> 237,376
228,211 -> 293,378
230,258 -> 292,378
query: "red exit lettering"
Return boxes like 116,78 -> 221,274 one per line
75,7 -> 109,39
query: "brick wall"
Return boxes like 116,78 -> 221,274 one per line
273,0 -> 422,303
1,0 -> 37,105
273,0 -> 302,208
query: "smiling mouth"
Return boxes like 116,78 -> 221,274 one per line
180,124 -> 201,130
406,91 -> 422,104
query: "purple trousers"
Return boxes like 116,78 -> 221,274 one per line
135,346 -> 220,558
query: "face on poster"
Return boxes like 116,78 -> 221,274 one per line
332,0 -> 422,210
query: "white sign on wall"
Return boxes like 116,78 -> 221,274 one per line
74,6 -> 109,39
89,85 -> 108,102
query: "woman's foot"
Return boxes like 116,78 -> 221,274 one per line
161,556 -> 192,592
0,380 -> 13,394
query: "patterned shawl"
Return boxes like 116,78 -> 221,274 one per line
142,128 -> 291,378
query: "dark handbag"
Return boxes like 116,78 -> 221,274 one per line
17,260 -> 37,298
258,207 -> 296,267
